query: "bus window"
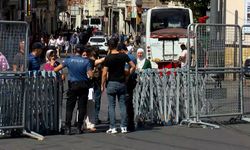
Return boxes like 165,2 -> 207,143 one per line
150,8 -> 190,32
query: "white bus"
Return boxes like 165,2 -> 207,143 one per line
89,18 -> 102,30
140,7 -> 193,64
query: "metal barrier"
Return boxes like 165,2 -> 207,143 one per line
0,74 -> 25,131
0,21 -> 62,140
25,71 -> 63,135
0,21 -> 29,72
241,25 -> 250,122
133,69 -> 190,126
188,24 -> 244,128
134,24 -> 250,128
0,71 -> 63,140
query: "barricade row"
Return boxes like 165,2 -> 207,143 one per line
133,68 -> 248,127
133,69 -> 190,125
0,71 -> 63,138
25,71 -> 63,135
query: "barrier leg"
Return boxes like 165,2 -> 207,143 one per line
23,129 -> 45,141
241,116 -> 250,122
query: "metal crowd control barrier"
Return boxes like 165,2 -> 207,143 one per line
187,24 -> 246,128
133,69 -> 190,126
0,20 -> 29,72
241,25 -> 250,122
25,71 -> 63,136
0,21 -> 42,139
0,71 -> 63,140
134,24 -> 250,129
0,20 -> 62,140
0,74 -> 25,134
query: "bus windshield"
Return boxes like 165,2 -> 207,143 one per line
90,18 -> 101,25
150,8 -> 190,32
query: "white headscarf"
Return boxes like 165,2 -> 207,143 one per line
46,49 -> 54,61
136,48 -> 145,69
137,48 -> 144,54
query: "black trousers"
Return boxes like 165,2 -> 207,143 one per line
65,81 -> 89,128
126,75 -> 137,131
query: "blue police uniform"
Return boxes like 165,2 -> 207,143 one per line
28,53 -> 41,71
62,55 -> 92,133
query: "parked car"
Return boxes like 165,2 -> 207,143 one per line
88,36 -> 108,51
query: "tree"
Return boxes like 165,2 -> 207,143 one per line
159,0 -> 210,21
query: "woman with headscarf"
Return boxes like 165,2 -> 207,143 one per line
43,49 -> 60,71
136,48 -> 152,70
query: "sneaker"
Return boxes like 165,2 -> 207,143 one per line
106,128 -> 117,134
121,127 -> 127,133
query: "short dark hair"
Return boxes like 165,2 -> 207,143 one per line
108,37 -> 119,50
32,42 -> 43,51
75,44 -> 86,55
117,43 -> 127,51
180,44 -> 186,50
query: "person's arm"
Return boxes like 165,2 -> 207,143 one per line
101,66 -> 108,92
13,64 -> 17,72
128,60 -> 136,74
94,57 -> 105,66
54,64 -> 64,72
87,69 -> 93,79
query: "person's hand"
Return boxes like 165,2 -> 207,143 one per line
50,59 -> 56,66
101,85 -> 105,92
61,74 -> 65,81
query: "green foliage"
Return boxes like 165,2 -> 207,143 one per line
159,0 -> 210,21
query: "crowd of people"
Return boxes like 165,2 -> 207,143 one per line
0,27 -> 154,135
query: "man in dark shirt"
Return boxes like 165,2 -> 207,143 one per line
101,38 -> 135,134
28,42 -> 43,71
54,44 -> 93,135
117,43 -> 137,132
13,40 -> 25,72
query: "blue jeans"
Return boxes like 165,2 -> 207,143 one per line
106,81 -> 127,128
94,81 -> 101,121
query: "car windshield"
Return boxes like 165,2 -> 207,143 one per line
90,38 -> 105,43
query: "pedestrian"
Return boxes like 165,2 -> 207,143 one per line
101,38 -> 136,134
136,48 -> 152,70
0,52 -> 9,71
54,44 -> 93,135
70,32 -> 78,54
117,43 -> 137,132
89,47 -> 104,125
179,43 -> 188,68
56,35 -> 64,58
64,36 -> 70,56
13,40 -> 25,72
82,46 -> 105,130
28,42 -> 43,71
48,35 -> 57,49
43,49 -> 60,71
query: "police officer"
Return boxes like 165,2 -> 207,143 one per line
54,44 -> 93,135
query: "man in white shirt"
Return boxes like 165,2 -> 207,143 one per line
56,35 -> 65,58
179,44 -> 188,68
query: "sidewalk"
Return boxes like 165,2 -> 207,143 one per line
0,123 -> 250,150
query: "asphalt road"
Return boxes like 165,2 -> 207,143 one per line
0,123 -> 250,150
1,56 -> 250,150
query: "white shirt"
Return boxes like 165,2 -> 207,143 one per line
180,49 -> 188,67
56,38 -> 64,46
48,39 -> 56,46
